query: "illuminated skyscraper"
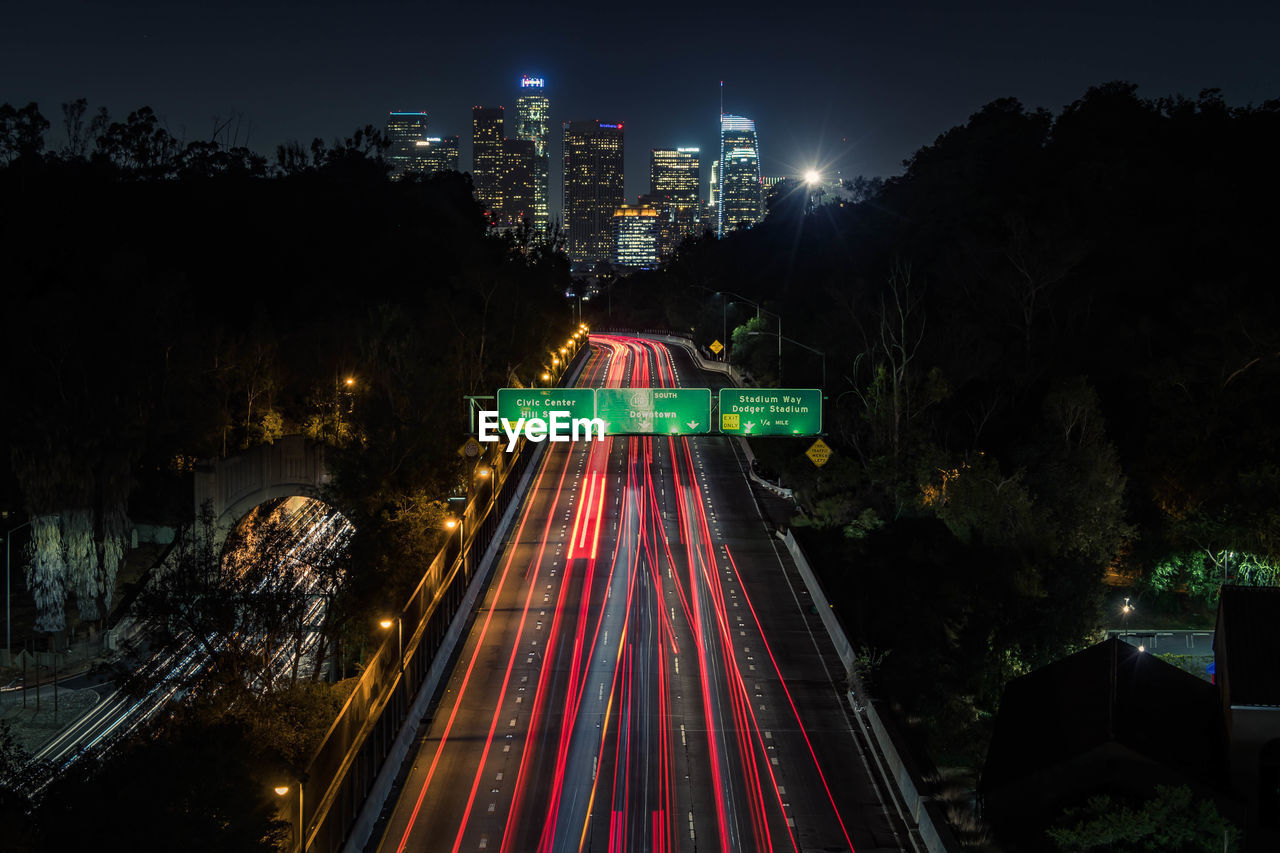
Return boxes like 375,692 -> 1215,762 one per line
650,147 -> 700,203
500,138 -> 536,229
709,159 -> 720,208
385,111 -> 429,179
515,76 -> 551,237
650,147 -> 702,255
612,203 -> 661,269
419,136 -> 459,175
718,114 -> 763,236
471,106 -> 505,220
562,120 -> 625,268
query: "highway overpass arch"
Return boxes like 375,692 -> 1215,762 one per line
193,434 -> 333,547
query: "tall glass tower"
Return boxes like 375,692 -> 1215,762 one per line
562,120 -> 625,269
515,76 -> 551,237
471,106 -> 505,221
385,111 -> 429,179
718,114 -> 763,236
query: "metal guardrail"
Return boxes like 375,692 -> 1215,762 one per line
292,342 -> 590,853
779,528 -> 957,853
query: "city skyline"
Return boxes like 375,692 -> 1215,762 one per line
9,1 -> 1277,226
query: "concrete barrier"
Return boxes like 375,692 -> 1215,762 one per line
778,528 -> 962,853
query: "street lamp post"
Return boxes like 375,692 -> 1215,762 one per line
446,496 -> 466,575
718,290 -> 782,382
4,517 -> 32,652
275,775 -> 308,852
745,328 -> 821,387
379,616 -> 403,672
722,298 -> 728,362
686,285 -> 734,364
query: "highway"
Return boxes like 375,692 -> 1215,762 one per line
375,335 -> 910,853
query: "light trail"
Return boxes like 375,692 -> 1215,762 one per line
27,497 -> 351,789
382,334 -> 863,853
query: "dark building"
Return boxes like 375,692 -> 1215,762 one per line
500,137 -> 537,230
419,136 -> 459,175
385,111 -> 430,179
562,120 -> 625,269
471,106 -> 505,220
1216,586 -> 1280,849
982,638 -> 1235,850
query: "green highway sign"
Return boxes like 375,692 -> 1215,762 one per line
595,388 -> 711,435
718,389 -> 823,436
497,388 -> 596,424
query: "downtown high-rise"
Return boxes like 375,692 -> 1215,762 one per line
650,147 -> 702,256
612,203 -> 661,269
718,114 -> 763,236
563,120 -> 625,269
514,76 -> 551,237
471,106 -> 505,221
419,136 -> 459,175
385,111 -> 430,179
499,138 -> 536,229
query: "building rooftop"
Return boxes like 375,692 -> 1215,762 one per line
983,637 -> 1224,794
1217,585 -> 1280,707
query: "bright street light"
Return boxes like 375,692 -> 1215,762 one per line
804,169 -> 821,185
274,778 -> 305,849
380,616 -> 403,671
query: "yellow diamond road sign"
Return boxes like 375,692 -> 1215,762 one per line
709,339 -> 724,355
458,437 -> 483,459
805,438 -> 833,467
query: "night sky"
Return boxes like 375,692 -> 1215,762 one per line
5,0 -> 1279,222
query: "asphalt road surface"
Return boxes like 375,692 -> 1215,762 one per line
375,335 -> 910,853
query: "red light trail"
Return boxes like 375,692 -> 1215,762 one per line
383,334 -> 856,853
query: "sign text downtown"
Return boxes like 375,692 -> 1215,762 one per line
478,387 -> 823,450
